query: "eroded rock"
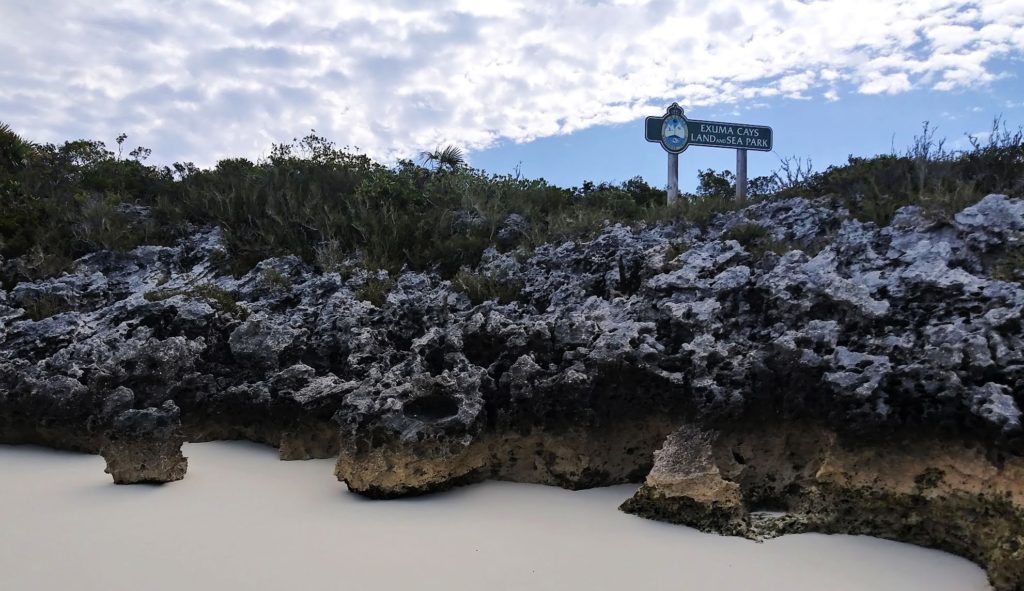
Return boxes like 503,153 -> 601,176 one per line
623,420 -> 1024,590
101,401 -> 187,484
621,425 -> 747,535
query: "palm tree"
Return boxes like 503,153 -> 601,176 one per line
0,122 -> 32,172
420,145 -> 465,172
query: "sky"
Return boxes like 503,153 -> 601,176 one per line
1,0 -> 1022,192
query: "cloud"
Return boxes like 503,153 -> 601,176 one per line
0,0 -> 1021,166
859,72 -> 913,94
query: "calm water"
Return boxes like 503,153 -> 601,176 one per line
0,441 -> 991,591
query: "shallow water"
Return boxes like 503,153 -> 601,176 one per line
0,441 -> 991,591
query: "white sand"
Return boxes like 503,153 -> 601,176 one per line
0,441 -> 991,591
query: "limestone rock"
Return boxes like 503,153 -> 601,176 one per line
621,425 -> 747,535
101,401 -> 187,484
496,213 -> 530,249
621,421 -> 1024,591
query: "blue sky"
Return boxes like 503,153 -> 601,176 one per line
471,71 -> 1024,191
1,0 -> 1022,192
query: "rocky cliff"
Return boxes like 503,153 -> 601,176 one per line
1,195 -> 1022,588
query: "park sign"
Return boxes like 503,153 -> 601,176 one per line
645,102 -> 773,203
644,103 -> 773,154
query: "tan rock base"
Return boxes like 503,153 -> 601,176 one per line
621,422 -> 1024,591
335,418 -> 676,497
101,440 -> 188,484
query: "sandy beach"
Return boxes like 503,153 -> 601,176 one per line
0,441 -> 991,591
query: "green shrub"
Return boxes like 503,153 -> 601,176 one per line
797,119 -> 1024,226
4,245 -> 74,285
696,169 -> 735,199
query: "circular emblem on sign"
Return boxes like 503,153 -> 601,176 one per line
661,114 -> 688,153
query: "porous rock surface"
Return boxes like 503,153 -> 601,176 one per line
1,195 -> 1023,588
101,400 -> 187,483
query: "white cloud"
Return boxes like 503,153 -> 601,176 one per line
0,0 -> 1021,166
778,71 -> 817,98
860,72 -> 913,94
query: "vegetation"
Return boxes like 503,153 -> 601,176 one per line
0,120 -> 1021,287
782,120 -> 1024,225
0,123 -> 33,172
143,284 -> 247,319
452,269 -> 524,305
354,276 -> 395,307
21,294 -> 73,321
261,267 -> 292,290
420,145 -> 466,172
992,241 -> 1024,284
663,240 -> 690,264
721,222 -> 771,245
721,222 -> 773,255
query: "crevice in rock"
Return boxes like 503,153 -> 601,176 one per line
404,392 -> 460,422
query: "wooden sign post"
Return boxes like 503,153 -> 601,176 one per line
645,103 -> 772,204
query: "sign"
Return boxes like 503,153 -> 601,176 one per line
645,103 -> 773,153
644,102 -> 774,204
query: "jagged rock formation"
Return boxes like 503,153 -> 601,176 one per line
1,195 -> 1022,588
101,400 -> 187,483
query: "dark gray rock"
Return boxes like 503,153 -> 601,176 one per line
450,209 -> 488,234
496,213 -> 530,248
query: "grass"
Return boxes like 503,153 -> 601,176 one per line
452,269 -> 524,305
261,267 -> 292,290
354,276 -> 394,307
721,222 -> 793,258
722,223 -> 771,247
